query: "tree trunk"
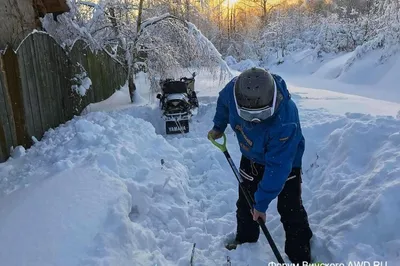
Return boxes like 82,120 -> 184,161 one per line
133,0 -> 145,102
227,1 -> 230,41
185,0 -> 190,21
262,0 -> 267,24
136,0 -> 145,33
108,7 -> 119,38
231,6 -> 234,35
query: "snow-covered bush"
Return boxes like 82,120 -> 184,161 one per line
219,0 -> 398,68
342,0 -> 400,70
71,71 -> 92,96
256,9 -> 379,65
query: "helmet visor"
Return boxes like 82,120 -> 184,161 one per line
234,79 -> 277,122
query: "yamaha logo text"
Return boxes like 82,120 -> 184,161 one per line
169,126 -> 186,131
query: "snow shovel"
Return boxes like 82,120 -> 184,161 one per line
208,132 -> 285,264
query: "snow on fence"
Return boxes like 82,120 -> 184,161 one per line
0,32 -> 127,162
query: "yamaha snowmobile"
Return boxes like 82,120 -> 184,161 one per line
156,72 -> 199,134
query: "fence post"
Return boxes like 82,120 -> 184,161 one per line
2,47 -> 30,149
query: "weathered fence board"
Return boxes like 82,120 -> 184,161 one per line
0,70 -> 7,160
50,40 -> 72,122
0,58 -> 17,161
17,33 -> 72,140
18,36 -> 44,140
0,32 -> 128,162
2,48 -> 29,148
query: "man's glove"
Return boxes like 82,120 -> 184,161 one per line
207,129 -> 223,140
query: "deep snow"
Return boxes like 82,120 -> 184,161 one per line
0,71 -> 399,266
229,50 -> 400,103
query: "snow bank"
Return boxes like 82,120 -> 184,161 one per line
0,167 -> 130,266
263,49 -> 329,75
263,50 -> 400,103
0,100 -> 245,265
300,111 -> 400,264
0,110 -> 192,265
268,48 -> 400,87
81,82 -> 131,115
287,86 -> 400,117
228,58 -> 258,72
81,72 -> 152,115
338,50 -> 399,86
313,52 -> 354,80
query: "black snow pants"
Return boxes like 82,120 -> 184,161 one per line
235,155 -> 313,264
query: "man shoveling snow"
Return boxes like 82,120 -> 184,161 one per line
208,67 -> 313,264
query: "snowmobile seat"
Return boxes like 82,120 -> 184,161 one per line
161,81 -> 188,94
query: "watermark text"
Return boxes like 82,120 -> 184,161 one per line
267,262 -> 389,266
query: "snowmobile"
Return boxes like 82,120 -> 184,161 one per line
156,72 -> 199,135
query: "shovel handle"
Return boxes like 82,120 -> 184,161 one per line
207,131 -> 285,264
208,132 -> 227,152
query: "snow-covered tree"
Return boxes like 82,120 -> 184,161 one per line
39,0 -> 400,79
42,0 -> 232,95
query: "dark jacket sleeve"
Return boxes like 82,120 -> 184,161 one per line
254,121 -> 300,212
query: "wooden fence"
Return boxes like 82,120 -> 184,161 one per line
0,32 -> 127,162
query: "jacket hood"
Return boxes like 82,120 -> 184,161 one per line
271,73 -> 290,114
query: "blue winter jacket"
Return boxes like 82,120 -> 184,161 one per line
212,73 -> 305,213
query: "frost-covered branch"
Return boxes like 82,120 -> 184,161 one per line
138,13 -> 186,36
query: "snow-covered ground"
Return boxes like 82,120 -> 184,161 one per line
0,70 -> 399,266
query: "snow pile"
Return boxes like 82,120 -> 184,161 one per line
0,104 -> 246,265
261,51 -> 400,103
300,111 -> 400,263
0,110 -> 196,266
287,86 -> 400,116
81,82 -> 132,115
264,50 -> 327,75
228,58 -> 259,72
338,49 -> 399,86
266,49 -> 400,87
10,146 -> 26,159
225,55 -> 237,66
312,52 -> 354,80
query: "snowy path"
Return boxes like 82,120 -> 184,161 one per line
0,79 -> 399,265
